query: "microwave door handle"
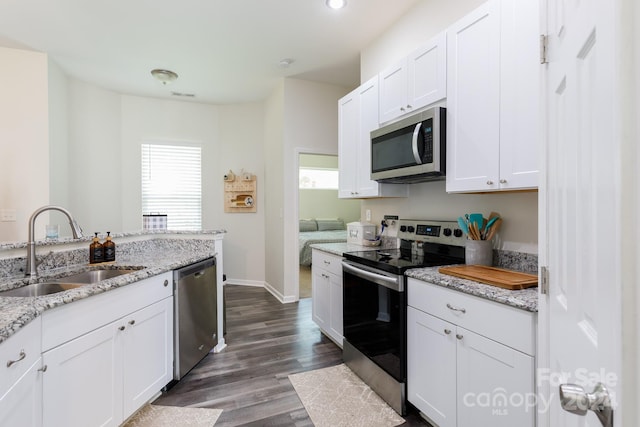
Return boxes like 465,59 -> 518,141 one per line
412,123 -> 423,165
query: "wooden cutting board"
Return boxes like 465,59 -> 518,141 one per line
438,265 -> 538,290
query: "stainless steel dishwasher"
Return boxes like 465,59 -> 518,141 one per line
173,257 -> 217,380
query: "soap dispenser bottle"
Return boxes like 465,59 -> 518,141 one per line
90,233 -> 104,264
103,231 -> 116,262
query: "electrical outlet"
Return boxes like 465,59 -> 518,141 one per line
0,209 -> 16,222
383,214 -> 398,226
365,209 -> 371,222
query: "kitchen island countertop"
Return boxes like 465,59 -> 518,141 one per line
0,231 -> 225,344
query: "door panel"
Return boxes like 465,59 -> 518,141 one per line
543,0 -> 620,425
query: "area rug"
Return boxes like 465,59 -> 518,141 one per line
288,364 -> 405,427
122,404 -> 223,427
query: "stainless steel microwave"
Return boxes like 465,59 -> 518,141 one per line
370,107 -> 446,183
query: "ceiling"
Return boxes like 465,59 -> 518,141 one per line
0,0 -> 420,104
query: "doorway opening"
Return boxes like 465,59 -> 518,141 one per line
297,153 -> 359,298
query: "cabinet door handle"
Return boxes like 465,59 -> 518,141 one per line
129,320 -> 136,325
486,180 -> 494,185
456,334 -> 464,340
446,303 -> 466,314
118,326 -> 126,331
38,365 -> 48,373
323,260 -> 331,265
407,104 -> 413,109
6,350 -> 26,368
164,279 -> 169,287
400,107 -> 406,112
500,179 -> 507,184
444,329 -> 451,335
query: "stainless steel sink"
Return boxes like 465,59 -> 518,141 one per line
56,269 -> 138,285
0,269 -> 140,298
0,282 -> 86,297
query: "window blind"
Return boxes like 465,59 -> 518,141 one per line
141,142 -> 202,230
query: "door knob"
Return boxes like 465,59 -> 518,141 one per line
559,382 -> 613,427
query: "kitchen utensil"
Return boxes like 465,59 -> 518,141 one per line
469,222 -> 482,240
469,213 -> 483,231
486,218 -> 503,240
484,216 -> 500,238
457,217 -> 469,236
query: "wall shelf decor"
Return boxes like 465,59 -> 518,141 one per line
224,170 -> 257,213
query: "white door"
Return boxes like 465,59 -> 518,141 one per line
542,0 -> 620,425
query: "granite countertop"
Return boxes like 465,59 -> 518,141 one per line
406,266 -> 538,312
0,240 -> 221,344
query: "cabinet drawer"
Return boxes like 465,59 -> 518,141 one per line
312,250 -> 343,277
408,278 -> 535,355
43,272 -> 172,351
0,317 -> 42,398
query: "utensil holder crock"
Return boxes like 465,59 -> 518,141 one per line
465,239 -> 493,266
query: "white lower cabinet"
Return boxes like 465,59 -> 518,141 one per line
122,297 -> 173,419
41,272 -> 173,427
311,249 -> 343,346
0,359 -> 43,427
43,316 -> 123,427
0,316 -> 42,427
407,279 -> 535,427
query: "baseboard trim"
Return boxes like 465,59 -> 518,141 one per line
224,278 -> 264,287
225,279 -> 297,304
264,281 -> 297,304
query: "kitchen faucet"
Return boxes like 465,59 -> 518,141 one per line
25,205 -> 84,278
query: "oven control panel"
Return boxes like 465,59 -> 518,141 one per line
397,219 -> 465,246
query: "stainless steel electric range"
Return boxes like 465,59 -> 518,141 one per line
341,219 -> 466,416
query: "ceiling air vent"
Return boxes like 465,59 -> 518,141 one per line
171,91 -> 196,98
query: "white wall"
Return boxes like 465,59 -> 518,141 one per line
264,80 -> 286,293
0,47 -> 49,242
360,0 -> 538,253
262,78 -> 350,300
364,182 -> 538,253
298,190 -> 360,224
281,78 -> 351,300
217,102 -> 266,284
67,80 -> 122,235
50,79 -> 268,283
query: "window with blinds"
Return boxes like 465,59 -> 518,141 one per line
141,142 -> 202,230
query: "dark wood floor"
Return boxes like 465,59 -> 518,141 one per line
155,284 -> 431,426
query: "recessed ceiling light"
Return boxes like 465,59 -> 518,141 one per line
326,0 -> 346,10
150,69 -> 178,85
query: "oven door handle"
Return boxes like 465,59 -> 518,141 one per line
341,261 -> 402,292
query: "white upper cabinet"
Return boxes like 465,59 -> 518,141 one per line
498,0 -> 539,189
379,31 -> 447,124
446,1 -> 501,193
446,0 -> 539,193
338,76 -> 407,199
